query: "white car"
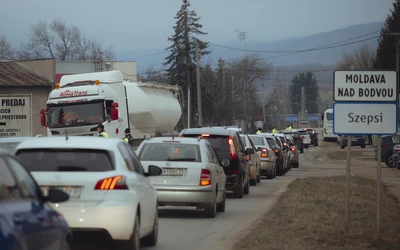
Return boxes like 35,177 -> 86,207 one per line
297,129 -> 311,148
136,137 -> 227,218
14,136 -> 162,250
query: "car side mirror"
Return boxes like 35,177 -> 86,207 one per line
146,165 -> 163,176
220,159 -> 230,167
46,188 -> 69,203
245,148 -> 254,155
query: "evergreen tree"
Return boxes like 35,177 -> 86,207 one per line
374,0 -> 400,70
163,0 -> 210,126
289,72 -> 319,114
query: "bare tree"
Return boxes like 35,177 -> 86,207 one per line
0,36 -> 15,59
18,19 -> 115,61
336,43 -> 375,69
138,64 -> 167,82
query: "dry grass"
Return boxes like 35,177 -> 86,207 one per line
327,150 -> 366,160
233,176 -> 400,250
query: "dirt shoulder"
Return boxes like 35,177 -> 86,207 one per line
233,176 -> 400,250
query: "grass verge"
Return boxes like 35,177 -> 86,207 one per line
233,176 -> 400,250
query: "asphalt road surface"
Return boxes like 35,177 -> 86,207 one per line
74,131 -> 344,250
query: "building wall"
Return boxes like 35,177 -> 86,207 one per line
56,61 -> 137,82
1,87 -> 51,136
20,59 -> 56,82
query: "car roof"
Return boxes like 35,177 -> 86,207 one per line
142,136 -> 202,145
15,136 -> 124,151
181,127 -> 236,136
0,137 -> 34,143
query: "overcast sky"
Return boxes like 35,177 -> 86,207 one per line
0,0 -> 393,59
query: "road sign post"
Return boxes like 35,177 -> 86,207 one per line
333,70 -> 398,238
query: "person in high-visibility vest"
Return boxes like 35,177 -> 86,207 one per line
256,127 -> 262,134
123,128 -> 134,146
285,124 -> 293,130
272,126 -> 278,134
97,124 -> 109,138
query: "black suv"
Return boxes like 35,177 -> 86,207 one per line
303,128 -> 319,146
179,127 -> 252,198
279,130 -> 304,153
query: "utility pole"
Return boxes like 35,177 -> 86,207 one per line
196,40 -> 202,127
222,60 -> 226,125
236,30 -> 248,132
301,87 -> 306,121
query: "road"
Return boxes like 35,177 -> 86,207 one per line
75,132 -> 345,250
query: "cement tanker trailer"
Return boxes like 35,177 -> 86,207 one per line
40,70 -> 182,144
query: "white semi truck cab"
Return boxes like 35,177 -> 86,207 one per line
40,70 -> 182,144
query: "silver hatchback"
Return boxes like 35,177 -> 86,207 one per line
136,137 -> 228,218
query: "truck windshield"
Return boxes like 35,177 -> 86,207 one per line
47,102 -> 105,128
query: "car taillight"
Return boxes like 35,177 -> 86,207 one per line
291,146 -> 296,152
273,149 -> 279,153
228,137 -> 237,159
246,154 -> 251,160
261,148 -> 268,157
232,170 -> 238,175
200,169 -> 211,186
95,176 -> 128,190
298,137 -> 303,141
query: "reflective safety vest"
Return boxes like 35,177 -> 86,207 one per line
123,134 -> 134,146
272,128 -> 278,133
99,131 -> 109,138
285,126 -> 292,130
256,130 -> 262,134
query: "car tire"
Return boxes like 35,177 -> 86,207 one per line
385,153 -> 394,168
204,194 -> 217,218
361,145 -> 366,148
300,148 -> 304,153
257,170 -> 261,183
250,179 -> 257,186
340,145 -> 345,149
233,181 -> 244,198
121,213 -> 140,250
276,166 -> 283,176
314,141 -> 318,146
293,162 -> 299,168
304,145 -> 309,149
243,180 -> 250,195
217,191 -> 226,212
141,209 -> 158,246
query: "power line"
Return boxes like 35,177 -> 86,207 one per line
120,51 -> 169,61
210,30 -> 380,53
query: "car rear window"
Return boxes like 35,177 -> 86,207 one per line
298,131 -> 308,135
138,143 -> 201,162
248,136 -> 264,145
180,134 -> 232,160
16,149 -> 114,172
266,138 -> 276,148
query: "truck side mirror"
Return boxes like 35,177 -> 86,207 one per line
40,108 -> 46,127
110,102 -> 119,120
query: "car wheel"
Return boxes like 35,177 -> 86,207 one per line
217,191 -> 226,212
250,179 -> 257,186
141,209 -> 158,246
243,179 -> 250,195
276,166 -> 283,176
340,145 -> 345,149
121,213 -> 140,250
304,145 -> 309,149
361,145 -> 366,148
386,153 -> 394,168
314,142 -> 319,146
300,148 -> 304,153
204,194 -> 217,218
257,170 -> 261,183
233,181 -> 244,198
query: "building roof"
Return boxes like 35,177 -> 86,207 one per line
0,61 -> 53,87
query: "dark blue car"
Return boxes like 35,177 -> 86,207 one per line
0,150 -> 72,250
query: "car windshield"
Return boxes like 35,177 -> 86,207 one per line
47,101 -> 105,128
248,136 -> 264,145
16,149 -> 114,172
138,143 -> 201,162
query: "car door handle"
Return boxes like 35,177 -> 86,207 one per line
13,214 -> 24,224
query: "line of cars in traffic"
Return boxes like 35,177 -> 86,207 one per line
0,126 -> 318,249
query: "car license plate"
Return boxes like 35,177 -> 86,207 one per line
162,168 -> 184,176
41,186 -> 81,199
